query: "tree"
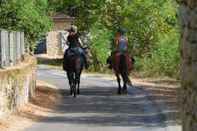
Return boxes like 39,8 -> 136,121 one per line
0,0 -> 52,50
178,0 -> 197,131
48,0 -> 180,76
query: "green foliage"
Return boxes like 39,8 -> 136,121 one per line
89,23 -> 112,71
0,0 -> 52,50
47,0 -> 80,12
135,29 -> 180,77
48,0 -> 180,77
100,0 -> 178,56
74,0 -> 106,31
132,0 -> 180,78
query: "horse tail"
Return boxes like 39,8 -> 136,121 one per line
119,54 -> 127,73
119,54 -> 130,84
75,57 -> 83,72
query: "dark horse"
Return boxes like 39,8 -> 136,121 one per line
63,49 -> 85,97
107,52 -> 134,94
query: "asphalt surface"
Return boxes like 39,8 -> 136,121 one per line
25,65 -> 181,131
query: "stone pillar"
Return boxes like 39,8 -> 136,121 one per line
46,31 -> 63,57
9,32 -> 15,66
0,30 -> 9,67
20,32 -> 25,55
179,0 -> 197,131
16,32 -> 21,62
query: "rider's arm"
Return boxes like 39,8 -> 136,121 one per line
76,33 -> 83,47
78,38 -> 83,47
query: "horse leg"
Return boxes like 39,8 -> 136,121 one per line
77,74 -> 81,94
116,74 -> 121,94
73,84 -> 76,97
73,73 -> 77,97
70,73 -> 76,97
122,72 -> 128,94
77,81 -> 80,94
123,83 -> 127,94
67,72 -> 73,95
75,58 -> 82,95
77,72 -> 81,94
120,54 -> 129,93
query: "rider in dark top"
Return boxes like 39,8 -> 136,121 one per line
65,25 -> 88,69
67,31 -> 81,48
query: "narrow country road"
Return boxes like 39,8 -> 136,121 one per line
25,65 -> 180,131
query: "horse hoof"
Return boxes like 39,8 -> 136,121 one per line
122,89 -> 128,94
124,91 -> 128,95
73,93 -> 77,98
128,82 -> 133,87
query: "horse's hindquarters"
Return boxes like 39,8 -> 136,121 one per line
63,53 -> 83,97
112,52 -> 133,73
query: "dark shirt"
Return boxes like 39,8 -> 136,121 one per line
67,33 -> 80,48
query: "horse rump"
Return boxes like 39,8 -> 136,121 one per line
63,50 -> 76,71
111,52 -> 134,73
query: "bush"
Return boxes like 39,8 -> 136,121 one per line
0,0 -> 52,49
88,24 -> 112,72
136,29 -> 180,78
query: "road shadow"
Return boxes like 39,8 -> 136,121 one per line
136,83 -> 180,125
20,78 -> 179,128
23,83 -> 178,127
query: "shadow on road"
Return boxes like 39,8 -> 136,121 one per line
21,83 -> 179,128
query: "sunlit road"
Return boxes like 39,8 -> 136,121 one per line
25,65 -> 181,131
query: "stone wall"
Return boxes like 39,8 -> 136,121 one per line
179,0 -> 197,131
46,31 -> 62,57
53,21 -> 72,31
0,55 -> 36,118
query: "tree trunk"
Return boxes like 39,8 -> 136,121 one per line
179,0 -> 197,130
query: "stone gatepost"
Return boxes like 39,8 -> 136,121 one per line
179,0 -> 197,130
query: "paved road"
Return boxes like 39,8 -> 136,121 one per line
25,65 -> 181,131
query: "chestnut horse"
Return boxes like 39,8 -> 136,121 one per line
107,52 -> 134,94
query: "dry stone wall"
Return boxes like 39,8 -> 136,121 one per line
179,0 -> 197,130
0,56 -> 36,118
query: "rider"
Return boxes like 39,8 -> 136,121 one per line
115,28 -> 128,53
65,25 -> 88,69
107,28 -> 128,69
